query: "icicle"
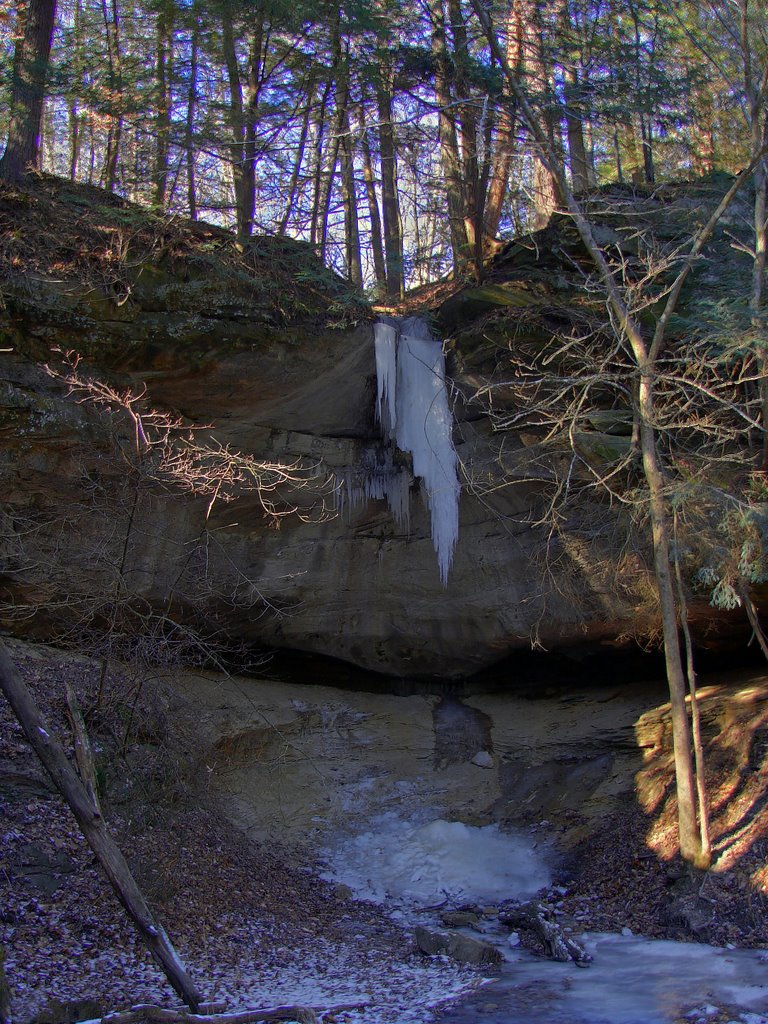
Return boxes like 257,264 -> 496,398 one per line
334,447 -> 411,533
336,317 -> 460,584
374,320 -> 398,436
377,316 -> 460,584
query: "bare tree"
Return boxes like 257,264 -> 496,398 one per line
470,0 -> 768,867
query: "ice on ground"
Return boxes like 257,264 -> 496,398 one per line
438,932 -> 768,1024
321,814 -> 551,907
196,934 -> 479,1024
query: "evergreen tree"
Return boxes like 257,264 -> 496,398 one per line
0,0 -> 57,181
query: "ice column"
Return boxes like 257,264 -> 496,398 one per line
373,316 -> 460,584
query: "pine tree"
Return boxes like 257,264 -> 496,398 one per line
0,0 -> 57,181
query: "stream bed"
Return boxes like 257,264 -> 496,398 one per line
436,933 -> 768,1024
321,815 -> 768,1024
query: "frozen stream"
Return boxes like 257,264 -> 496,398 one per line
321,815 -> 768,1024
438,934 -> 768,1024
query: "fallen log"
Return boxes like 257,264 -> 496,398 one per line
500,900 -> 591,965
0,644 -> 203,1010
74,1001 -> 368,1024
65,680 -> 102,814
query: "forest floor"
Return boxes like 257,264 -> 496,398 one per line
2,641 -> 768,1024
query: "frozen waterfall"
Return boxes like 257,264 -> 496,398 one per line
338,316 -> 460,584
335,317 -> 460,582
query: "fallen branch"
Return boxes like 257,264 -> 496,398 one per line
500,901 -> 591,965
65,680 -> 102,814
0,644 -> 203,1010
75,1001 -> 368,1024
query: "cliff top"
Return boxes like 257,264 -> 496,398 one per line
0,172 -> 369,332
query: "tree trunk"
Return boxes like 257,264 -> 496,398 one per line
751,154 -> 767,466
560,0 -> 593,193
357,91 -> 387,292
743,0 -> 768,468
376,68 -> 403,298
67,0 -> 85,181
277,82 -> 313,236
185,5 -> 200,220
514,0 -> 560,228
68,98 -> 82,180
637,407 -> 702,865
448,0 -> 483,277
430,0 -> 468,276
483,0 -> 531,249
222,4 -> 264,242
674,529 -> 712,862
640,113 -> 655,185
533,155 -> 559,229
0,0 -> 57,181
316,133 -> 341,264
337,52 -> 363,287
0,643 -> 203,1009
562,57 -> 590,192
101,0 -> 123,192
332,35 -> 362,286
153,0 -> 174,209
309,69 -> 333,249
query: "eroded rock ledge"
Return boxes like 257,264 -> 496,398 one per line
0,174 -> 754,677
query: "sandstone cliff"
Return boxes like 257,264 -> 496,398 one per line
0,174 -> 755,677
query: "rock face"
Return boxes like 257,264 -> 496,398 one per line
163,659 -> 658,851
0,175 -> 752,678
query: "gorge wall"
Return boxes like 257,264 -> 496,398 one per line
0,174 -> 753,679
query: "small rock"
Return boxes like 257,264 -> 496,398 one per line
414,925 -> 503,966
471,751 -> 494,769
441,910 -> 481,930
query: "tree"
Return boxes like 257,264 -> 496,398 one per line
0,0 -> 57,181
470,0 -> 768,868
375,54 -> 404,298
100,0 -> 124,192
0,643 -> 203,1009
152,0 -> 174,208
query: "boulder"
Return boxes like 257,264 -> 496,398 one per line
414,926 -> 503,966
